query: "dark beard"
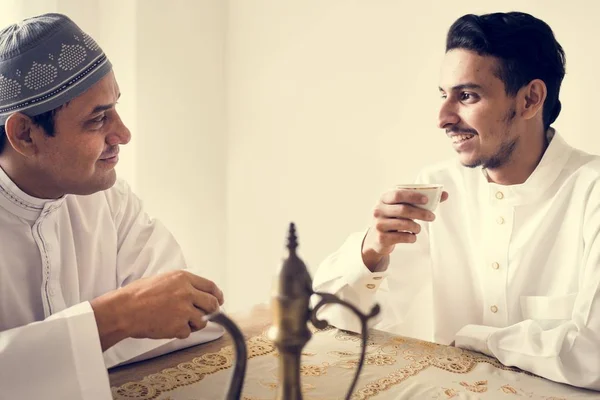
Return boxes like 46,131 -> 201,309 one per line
464,107 -> 518,169
463,137 -> 518,169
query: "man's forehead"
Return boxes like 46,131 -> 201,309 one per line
67,72 -> 119,116
439,49 -> 500,90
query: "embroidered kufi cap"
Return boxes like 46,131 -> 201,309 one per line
0,13 -> 112,125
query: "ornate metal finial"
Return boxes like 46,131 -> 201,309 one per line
206,221 -> 380,400
287,222 -> 298,253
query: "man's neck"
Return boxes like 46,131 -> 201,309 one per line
0,154 -> 62,199
485,127 -> 549,185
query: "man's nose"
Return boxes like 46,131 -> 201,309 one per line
438,100 -> 460,130
107,112 -> 131,146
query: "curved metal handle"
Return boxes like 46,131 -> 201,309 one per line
204,312 -> 248,400
310,292 -> 380,400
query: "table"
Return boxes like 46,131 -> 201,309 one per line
108,305 -> 600,399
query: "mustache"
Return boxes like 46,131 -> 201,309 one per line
445,126 -> 478,136
100,145 -> 119,159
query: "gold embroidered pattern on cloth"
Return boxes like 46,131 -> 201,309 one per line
111,334 -> 275,399
345,330 -> 528,400
111,328 -> 593,400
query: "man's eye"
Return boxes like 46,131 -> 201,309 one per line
91,115 -> 106,123
460,92 -> 477,102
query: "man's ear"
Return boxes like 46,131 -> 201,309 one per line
4,113 -> 40,157
520,79 -> 547,121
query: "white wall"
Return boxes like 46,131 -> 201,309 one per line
134,0 -> 227,288
225,0 -> 600,311
4,1 -> 600,314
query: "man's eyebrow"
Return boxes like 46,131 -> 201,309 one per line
439,83 -> 483,92
87,93 -> 121,116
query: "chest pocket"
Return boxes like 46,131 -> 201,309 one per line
520,293 -> 577,320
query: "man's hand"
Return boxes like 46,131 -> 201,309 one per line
90,270 -> 224,351
361,188 -> 449,271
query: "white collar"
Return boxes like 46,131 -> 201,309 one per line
0,166 -> 65,221
482,128 -> 573,205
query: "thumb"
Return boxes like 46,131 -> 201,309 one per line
440,191 -> 449,203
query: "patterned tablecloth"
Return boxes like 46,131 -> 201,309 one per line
110,326 -> 600,400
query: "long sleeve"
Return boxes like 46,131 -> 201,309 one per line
0,302 -> 112,400
456,184 -> 600,390
312,227 -> 434,340
312,172 -> 442,338
102,180 -> 224,369
312,231 -> 388,333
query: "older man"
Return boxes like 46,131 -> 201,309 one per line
0,13 -> 224,399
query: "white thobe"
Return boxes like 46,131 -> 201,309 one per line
313,130 -> 600,390
0,169 -> 224,399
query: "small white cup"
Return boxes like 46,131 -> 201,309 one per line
394,184 -> 444,212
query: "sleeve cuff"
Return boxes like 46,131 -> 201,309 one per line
341,230 -> 389,292
104,322 -> 225,368
48,301 -> 112,398
454,324 -> 499,357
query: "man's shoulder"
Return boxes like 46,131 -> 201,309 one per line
564,146 -> 600,184
568,155 -> 600,219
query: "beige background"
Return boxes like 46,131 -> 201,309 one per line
2,1 -> 599,312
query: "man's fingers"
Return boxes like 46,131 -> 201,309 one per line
185,272 -> 225,305
381,189 -> 428,206
375,203 -> 435,222
375,231 -> 418,247
175,324 -> 192,339
380,189 -> 449,208
440,191 -> 449,203
375,217 -> 421,234
188,307 -> 208,332
191,290 -> 221,315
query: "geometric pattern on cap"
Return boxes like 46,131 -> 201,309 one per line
0,75 -> 21,102
24,62 -> 58,90
58,43 -> 87,71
